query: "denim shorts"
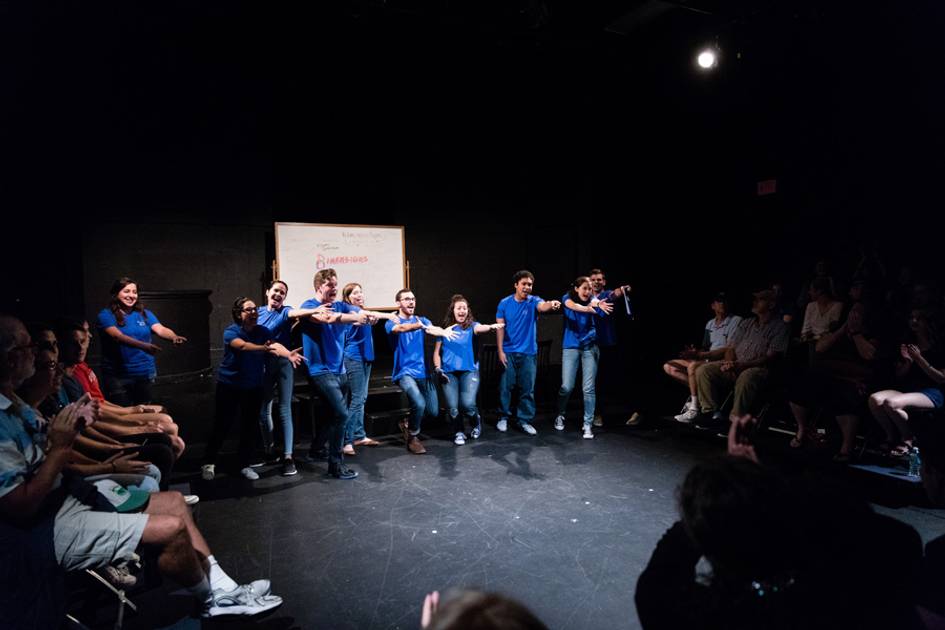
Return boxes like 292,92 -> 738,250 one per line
920,387 -> 945,408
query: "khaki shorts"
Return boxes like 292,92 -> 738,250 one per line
53,495 -> 149,571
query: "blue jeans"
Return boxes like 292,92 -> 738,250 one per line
260,355 -> 295,456
499,352 -> 536,424
344,358 -> 372,444
557,346 -> 600,425
398,375 -> 438,435
310,373 -> 350,465
442,370 -> 481,433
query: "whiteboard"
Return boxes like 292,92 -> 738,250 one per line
274,223 -> 406,310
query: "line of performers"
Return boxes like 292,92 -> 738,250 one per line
96,269 -> 629,482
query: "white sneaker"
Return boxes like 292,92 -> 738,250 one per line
470,423 -> 482,439
674,407 -> 699,424
184,494 -> 200,506
583,424 -> 594,439
520,422 -> 537,436
201,464 -> 215,481
454,432 -> 466,445
554,415 -> 565,431
592,415 -> 604,427
240,467 -> 260,481
497,418 -> 508,432
202,584 -> 283,618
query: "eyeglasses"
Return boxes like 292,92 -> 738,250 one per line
241,306 -> 258,313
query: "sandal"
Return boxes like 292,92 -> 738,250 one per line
789,433 -> 825,449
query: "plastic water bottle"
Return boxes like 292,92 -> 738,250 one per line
908,447 -> 921,478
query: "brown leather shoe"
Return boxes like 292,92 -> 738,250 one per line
398,419 -> 410,445
353,437 -> 381,447
407,436 -> 426,454
343,444 -> 356,456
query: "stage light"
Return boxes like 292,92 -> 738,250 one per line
696,48 -> 717,69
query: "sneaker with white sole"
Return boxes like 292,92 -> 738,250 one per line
582,424 -> 594,439
520,422 -> 537,435
592,415 -> 604,427
454,432 -> 466,445
240,467 -> 260,481
470,419 -> 482,439
496,418 -> 508,432
201,464 -> 215,481
184,494 -> 200,506
554,415 -> 565,431
202,584 -> 283,618
674,407 -> 700,424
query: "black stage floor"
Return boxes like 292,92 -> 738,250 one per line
80,413 -> 945,630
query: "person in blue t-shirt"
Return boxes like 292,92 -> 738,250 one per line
432,295 -> 504,446
495,270 -> 561,435
386,289 -> 456,454
341,282 -> 399,456
96,277 -> 188,406
297,269 -> 374,480
554,276 -> 613,439
588,269 -> 632,427
256,279 -> 335,477
201,297 -> 303,482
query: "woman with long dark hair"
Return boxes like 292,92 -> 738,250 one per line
433,294 -> 503,445
554,276 -> 612,439
257,279 -> 335,476
202,297 -> 303,482
96,277 -> 187,405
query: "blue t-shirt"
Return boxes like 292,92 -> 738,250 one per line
257,305 -> 294,346
440,322 -> 478,372
594,290 -> 618,347
343,306 -> 375,363
562,294 -> 601,349
218,324 -> 273,389
96,308 -> 160,377
385,316 -> 431,381
496,294 -> 544,356
299,299 -> 355,376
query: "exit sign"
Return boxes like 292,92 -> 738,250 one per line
757,179 -> 777,196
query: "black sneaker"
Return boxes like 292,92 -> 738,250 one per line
281,457 -> 298,477
694,411 -> 727,432
326,463 -> 358,480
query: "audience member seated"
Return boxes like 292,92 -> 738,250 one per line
693,290 -> 789,432
795,258 -> 836,315
0,315 -> 282,625
635,456 -> 924,630
799,277 -> 843,342
789,280 -> 883,461
420,589 -> 548,630
664,293 -> 741,424
58,319 -> 185,457
868,308 -> 945,457
913,413 -> 945,619
16,331 -> 161,496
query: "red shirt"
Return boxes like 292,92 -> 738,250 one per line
73,362 -> 105,401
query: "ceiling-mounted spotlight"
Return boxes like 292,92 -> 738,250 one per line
696,48 -> 718,70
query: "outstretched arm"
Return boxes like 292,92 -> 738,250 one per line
151,323 -> 187,344
474,323 -> 504,334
